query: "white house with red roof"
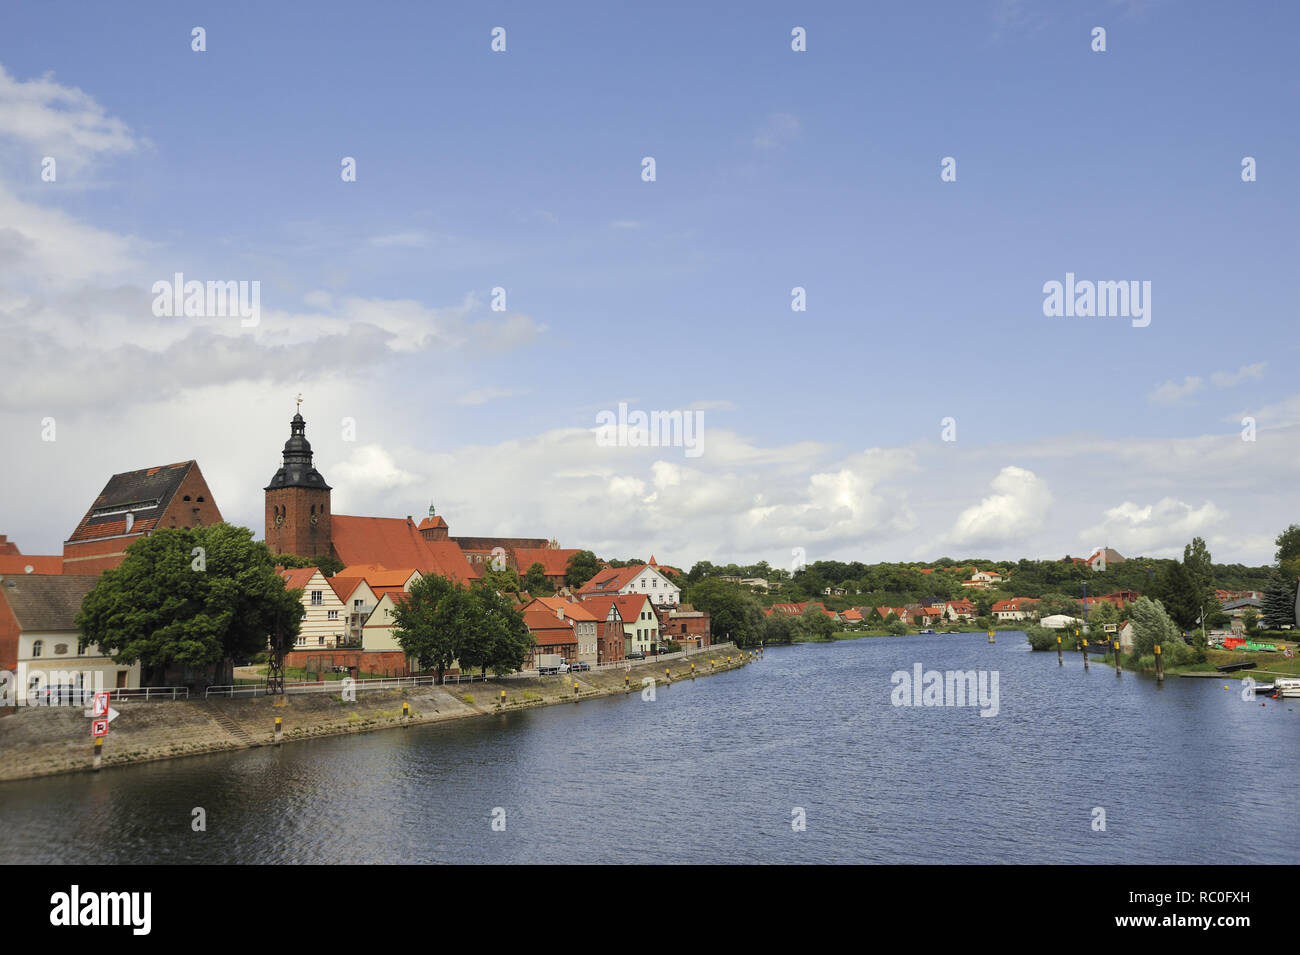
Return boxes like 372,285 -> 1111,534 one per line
282,567 -> 348,649
576,557 -> 680,607
580,593 -> 660,656
961,569 -> 1004,590
944,598 -> 977,622
992,597 -> 1039,622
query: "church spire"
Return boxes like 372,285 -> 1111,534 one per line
264,408 -> 332,491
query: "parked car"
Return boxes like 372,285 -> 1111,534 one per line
626,651 -> 646,660
570,661 -> 591,672
538,662 -> 571,675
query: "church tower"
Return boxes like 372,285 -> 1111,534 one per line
265,404 -> 332,559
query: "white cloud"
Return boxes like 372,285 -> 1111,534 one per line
331,445 -> 422,494
1210,362 -> 1266,388
0,64 -> 144,172
1148,376 -> 1204,405
946,466 -> 1052,548
1079,498 -> 1227,557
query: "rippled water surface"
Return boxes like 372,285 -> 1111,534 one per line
2,634 -> 1297,864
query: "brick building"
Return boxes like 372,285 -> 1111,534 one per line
62,461 -> 222,575
264,410 -> 333,559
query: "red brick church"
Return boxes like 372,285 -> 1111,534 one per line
262,408 -> 580,584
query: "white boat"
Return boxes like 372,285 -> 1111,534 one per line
1272,678 -> 1300,699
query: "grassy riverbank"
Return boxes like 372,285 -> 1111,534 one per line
0,650 -> 750,783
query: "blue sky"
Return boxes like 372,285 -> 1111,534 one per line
2,0 -> 1297,569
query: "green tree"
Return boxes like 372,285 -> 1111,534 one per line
759,612 -> 797,645
78,524 -> 300,686
1242,608 -> 1259,633
1183,537 -> 1214,594
479,565 -> 523,595
1152,561 -> 1202,630
1128,596 -> 1180,658
1261,574 -> 1297,630
1084,601 -> 1119,631
391,574 -> 461,680
1275,524 -> 1300,581
565,550 -> 601,588
797,607 -> 836,641
479,587 -> 535,676
521,562 -> 554,596
273,552 -> 345,577
690,578 -> 763,646
886,619 -> 909,636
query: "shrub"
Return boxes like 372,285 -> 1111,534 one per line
1025,625 -> 1059,651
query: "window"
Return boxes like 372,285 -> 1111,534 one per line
328,610 -> 339,621
318,636 -> 325,646
354,599 -> 364,609
296,636 -> 305,645
196,496 -> 205,503
311,591 -> 323,605
31,640 -> 42,658
77,643 -> 86,656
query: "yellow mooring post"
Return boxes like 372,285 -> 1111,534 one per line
573,681 -> 579,699
93,736 -> 103,771
1154,643 -> 1164,683
274,716 -> 283,744
1113,640 -> 1121,676
402,701 -> 410,726
499,689 -> 506,707
624,673 -> 630,692
1081,638 -> 1089,671
1056,635 -> 1063,666
691,662 -> 695,679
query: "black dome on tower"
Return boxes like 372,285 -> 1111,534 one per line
264,413 -> 332,490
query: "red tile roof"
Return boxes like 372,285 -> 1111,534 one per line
327,576 -> 366,602
338,565 -> 419,589
579,593 -> 653,626
330,515 -> 476,584
280,567 -> 321,591
65,461 -> 203,544
576,565 -> 643,595
992,598 -> 1038,612
513,548 -> 581,578
522,610 -> 578,647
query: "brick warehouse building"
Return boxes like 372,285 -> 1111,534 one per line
62,461 -> 222,574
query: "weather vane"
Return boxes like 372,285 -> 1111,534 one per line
296,392 -> 303,411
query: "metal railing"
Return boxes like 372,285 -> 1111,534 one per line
108,686 -> 189,702
205,674 -> 441,699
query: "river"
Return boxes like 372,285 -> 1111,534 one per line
1,632 -> 1296,864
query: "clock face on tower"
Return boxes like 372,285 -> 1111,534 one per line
274,513 -> 284,528
310,513 -> 318,526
